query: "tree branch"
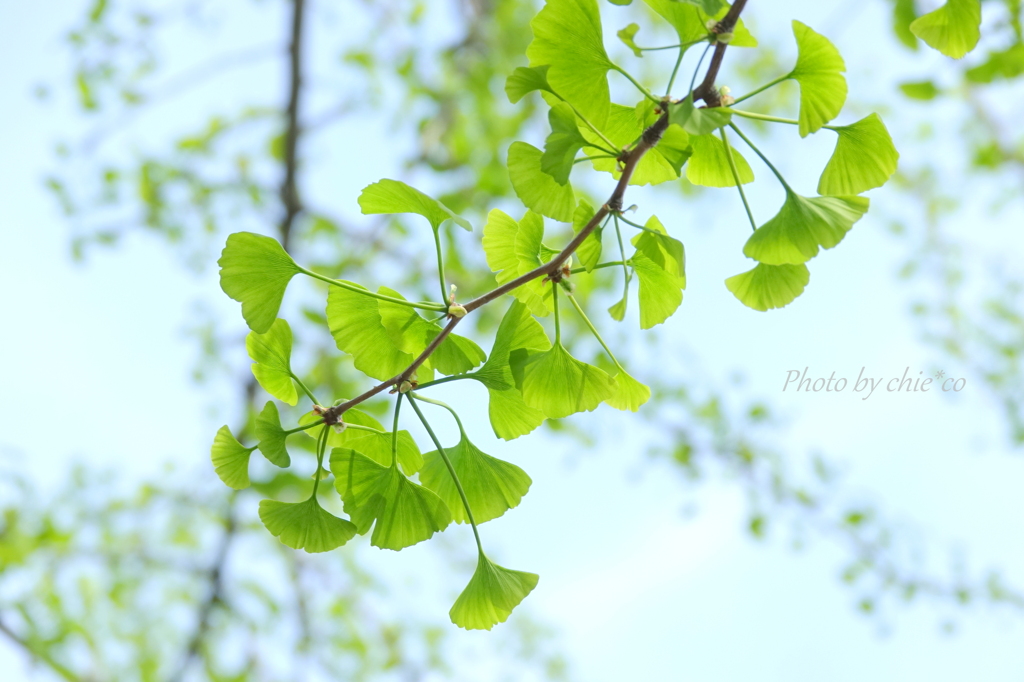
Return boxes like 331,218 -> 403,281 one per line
320,1 -> 751,425
0,616 -> 81,682
280,0 -> 307,250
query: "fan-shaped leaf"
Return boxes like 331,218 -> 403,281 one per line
508,142 -> 576,222
685,133 -> 754,187
743,190 -> 869,265
788,21 -> 847,137
326,283 -> 415,381
254,401 -> 292,468
246,318 -> 298,406
482,208 -> 555,316
505,65 -> 553,103
605,369 -> 651,411
218,232 -> 300,334
725,262 -> 810,311
258,496 -> 356,553
618,23 -> 643,57
572,200 -> 603,272
358,179 -> 471,232
818,114 -> 899,195
630,217 -> 685,329
910,0 -> 981,59
450,553 -> 538,631
522,343 -> 617,418
582,102 -> 692,185
211,426 -> 254,490
542,103 -> 589,185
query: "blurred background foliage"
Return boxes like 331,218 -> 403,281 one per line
3,0 -> 1024,679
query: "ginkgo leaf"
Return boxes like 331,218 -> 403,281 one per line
522,343 -> 617,418
618,23 -> 643,57
471,301 -> 550,440
582,102 -> 692,185
685,133 -> 754,187
482,208 -> 555,316
910,0 -> 981,59
508,142 -> 576,223
669,96 -> 732,136
258,496 -> 356,553
788,21 -> 847,137
573,200 -> 603,272
419,435 -> 532,524
630,217 -> 685,329
743,191 -> 869,265
357,179 -> 471,232
817,114 -> 899,195
542,103 -> 589,185
211,425 -> 254,490
326,284 -> 415,381
725,262 -> 810,311
327,409 -> 424,476
505,65 -> 554,103
605,369 -> 651,411
218,232 -> 301,334
643,0 -> 756,47
255,401 -> 291,468
246,318 -> 298,406
450,553 -> 538,631
608,292 -> 629,321
527,0 -> 615,128
330,448 -> 451,551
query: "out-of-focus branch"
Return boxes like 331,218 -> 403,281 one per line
0,616 -> 81,682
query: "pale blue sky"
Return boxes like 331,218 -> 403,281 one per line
2,1 -> 1023,680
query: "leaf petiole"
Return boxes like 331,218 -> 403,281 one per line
730,74 -> 789,105
570,260 -> 626,275
433,228 -> 447,304
727,123 -> 791,191
719,127 -> 757,232
390,393 -> 403,469
298,266 -> 448,312
290,373 -> 319,405
566,293 -> 626,374
612,65 -> 661,104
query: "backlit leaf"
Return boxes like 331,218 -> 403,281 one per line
246,318 -> 298,406
450,553 -> 538,630
218,232 -> 300,334
482,208 -> 555,316
258,496 -> 356,553
573,200 -> 603,272
669,96 -> 731,136
508,142 -> 576,222
542,102 -> 589,185
522,343 -> 617,418
910,0 -> 981,59
255,401 -> 292,467
817,114 -> 899,195
743,190 -> 869,265
327,409 -> 424,476
505,65 -> 553,103
605,367 -> 650,411
211,426 -> 253,490
583,102 -> 693,185
788,21 -> 847,136
618,23 -> 643,57
358,179 -> 471,232
685,133 -> 754,187
326,284 -> 415,382
725,262 -> 810,311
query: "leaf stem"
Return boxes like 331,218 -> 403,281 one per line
552,280 -> 561,344
613,215 -> 632,286
614,213 -> 662,234
390,394 -> 403,469
666,45 -> 687,96
284,420 -> 324,435
311,425 -> 328,497
719,127 -> 757,232
612,65 -> 661,103
415,374 -> 470,390
575,154 -> 616,165
566,294 -> 625,373
408,392 -> 465,437
433,228 -> 447,304
290,373 -> 319,405
570,260 -> 626,275
727,122 -> 791,191
298,266 -> 448,312
731,74 -> 789,105
555,95 -> 620,153
408,395 -> 483,553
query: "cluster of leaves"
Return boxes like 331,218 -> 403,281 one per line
207,0 -> 908,629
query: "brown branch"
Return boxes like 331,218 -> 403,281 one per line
280,0 -> 307,250
320,2 -> 752,425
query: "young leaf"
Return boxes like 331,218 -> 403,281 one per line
508,142 -> 576,222
505,65 -> 553,103
328,409 -> 424,476
218,232 -> 301,334
788,21 -> 847,137
910,0 -> 981,59
669,96 -> 732,136
626,216 -> 685,329
742,190 -> 869,265
255,401 -> 292,468
643,0 -> 756,47
330,448 -> 451,551
605,369 -> 651,412
685,133 -> 754,187
542,103 -> 589,185
211,425 -> 253,490
725,262 -> 810,311
357,179 -> 471,232
258,496 -> 357,553
526,0 -> 615,128
573,200 -> 603,272
618,23 -> 643,57
450,553 -> 538,631
419,435 -> 532,524
582,103 -> 692,185
471,301 -> 550,440
522,343 -> 617,419
817,114 -> 899,195
246,318 -> 298,406
482,209 -> 555,316
326,284 -> 415,382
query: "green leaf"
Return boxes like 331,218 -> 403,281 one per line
910,0 -> 981,59
328,409 -> 424,476
522,343 -> 617,418
608,293 -> 628,321
246,318 -> 298,406
542,103 -> 589,185
526,0 -> 615,128
788,21 -> 847,137
643,0 -> 756,46
669,96 -> 732,136
211,426 -> 253,490
899,80 -> 941,100
255,401 -> 292,467
818,114 -> 899,196
618,23 -> 643,57
725,263 -> 810,311
743,190 -> 869,265
472,301 -> 550,440
508,142 -> 576,222
218,232 -> 300,334
330,448 -> 451,550
965,44 -> 1024,83
630,217 -> 685,328
326,284 -> 415,381
583,102 -> 692,185
358,179 -> 471,232
892,0 -> 919,49
420,435 -> 531,524
258,496 -> 357,553
573,200 -> 603,272
482,208 -> 555,316
505,65 -> 554,103
685,133 -> 754,187
605,369 -> 651,411
450,554 -> 538,630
